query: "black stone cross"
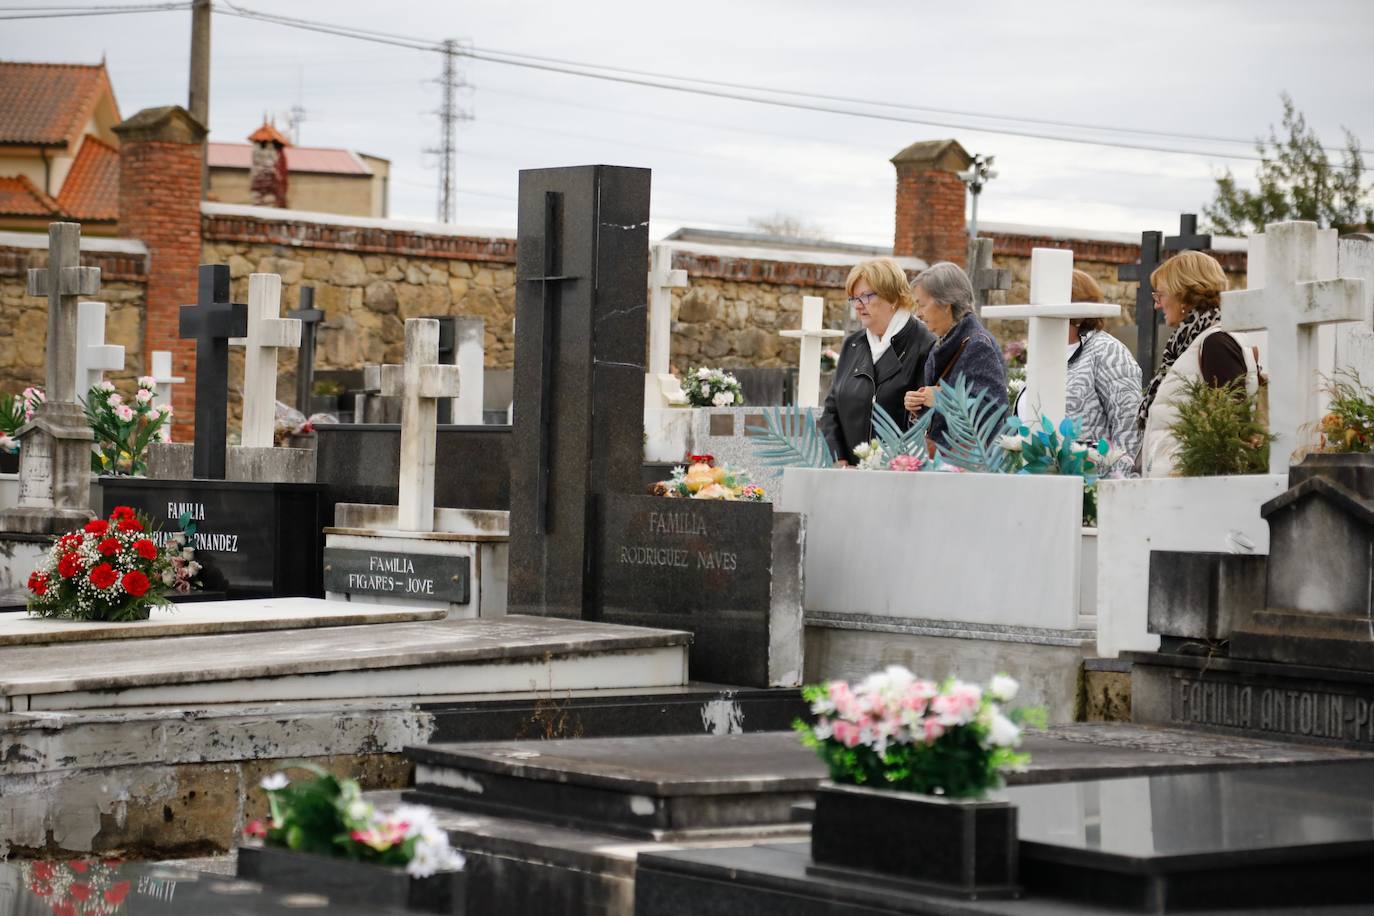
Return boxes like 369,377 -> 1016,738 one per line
287,286 -> 324,415
1118,231 -> 1164,381
420,315 -> 458,424
1165,212 -> 1212,253
180,264 -> 247,480
528,190 -> 579,534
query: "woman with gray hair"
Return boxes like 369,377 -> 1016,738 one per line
902,262 -> 1007,447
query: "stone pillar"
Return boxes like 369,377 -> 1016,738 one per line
891,139 -> 972,267
112,106 -> 207,440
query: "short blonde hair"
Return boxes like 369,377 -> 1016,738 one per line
1151,251 -> 1228,314
846,257 -> 914,310
1071,269 -> 1105,332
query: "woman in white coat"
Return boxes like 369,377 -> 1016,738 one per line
1137,251 -> 1259,477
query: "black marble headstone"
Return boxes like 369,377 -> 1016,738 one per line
287,286 -> 324,415
179,264 -> 247,480
1118,230 -> 1164,381
507,165 -> 651,619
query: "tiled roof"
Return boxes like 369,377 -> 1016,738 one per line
56,135 -> 119,221
0,61 -> 116,148
247,121 -> 290,146
0,174 -> 64,218
207,142 -> 374,176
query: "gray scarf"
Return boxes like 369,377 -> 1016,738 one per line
1136,307 -> 1220,430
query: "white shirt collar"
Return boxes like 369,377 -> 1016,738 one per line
866,309 -> 910,364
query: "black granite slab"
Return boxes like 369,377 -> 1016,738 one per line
507,165 -> 652,620
0,859 -> 412,914
237,845 -> 463,914
420,685 -> 807,742
100,477 -> 324,598
405,731 -> 820,839
323,546 -> 470,603
596,495 -> 779,685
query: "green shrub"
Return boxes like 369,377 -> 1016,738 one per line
1169,378 -> 1273,476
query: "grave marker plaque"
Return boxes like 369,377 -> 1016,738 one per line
322,547 -> 470,603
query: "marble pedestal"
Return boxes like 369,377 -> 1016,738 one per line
148,442 -> 315,484
325,504 -> 509,618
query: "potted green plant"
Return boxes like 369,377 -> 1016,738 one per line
796,668 -> 1042,898
239,764 -> 465,914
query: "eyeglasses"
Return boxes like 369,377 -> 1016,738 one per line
847,292 -> 880,308
1151,291 -> 1165,304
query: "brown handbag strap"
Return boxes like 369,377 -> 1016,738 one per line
937,338 -> 971,382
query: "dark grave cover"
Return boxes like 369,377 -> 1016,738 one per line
100,477 -> 324,599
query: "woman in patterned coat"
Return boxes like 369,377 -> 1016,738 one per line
1017,270 -> 1142,474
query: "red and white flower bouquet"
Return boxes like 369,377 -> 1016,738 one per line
26,506 -> 176,622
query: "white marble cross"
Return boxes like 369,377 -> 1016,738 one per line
148,350 -> 184,408
74,300 -> 125,399
236,273 -> 301,449
982,248 -> 1119,423
1221,220 -> 1366,475
27,222 -> 100,405
381,318 -> 462,532
779,295 -> 842,408
645,244 -> 689,407
453,316 -> 485,425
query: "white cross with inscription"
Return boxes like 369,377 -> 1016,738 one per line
645,244 -> 689,407
1222,220 -> 1366,474
74,300 -> 125,399
779,295 -> 843,408
982,248 -> 1119,423
28,222 -> 100,405
382,318 -> 462,532
148,350 -> 184,409
235,273 -> 301,448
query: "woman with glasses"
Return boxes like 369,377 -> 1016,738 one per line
1138,251 -> 1258,477
902,262 -> 1007,447
819,258 -> 936,465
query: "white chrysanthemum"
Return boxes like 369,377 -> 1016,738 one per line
712,390 -> 732,407
988,674 -> 1019,703
260,772 -> 289,791
997,434 -> 1022,452
988,712 -> 1021,748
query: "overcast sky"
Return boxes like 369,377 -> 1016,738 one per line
4,0 -> 1372,244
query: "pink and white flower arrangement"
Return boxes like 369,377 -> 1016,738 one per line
796,667 -> 1043,798
83,380 -> 172,475
250,765 -> 465,879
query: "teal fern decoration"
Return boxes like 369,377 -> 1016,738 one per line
745,405 -> 835,468
871,401 -> 931,462
933,376 -> 1019,474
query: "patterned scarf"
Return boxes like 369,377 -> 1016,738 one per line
1136,307 -> 1220,430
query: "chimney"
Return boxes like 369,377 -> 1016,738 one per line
112,106 -> 206,438
891,139 -> 971,267
248,120 -> 290,209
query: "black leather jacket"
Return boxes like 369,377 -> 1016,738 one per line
819,317 -> 937,463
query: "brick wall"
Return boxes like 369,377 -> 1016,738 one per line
893,168 -> 968,267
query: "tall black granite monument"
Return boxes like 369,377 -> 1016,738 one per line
507,165 -> 652,620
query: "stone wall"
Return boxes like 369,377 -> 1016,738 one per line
0,242 -> 147,397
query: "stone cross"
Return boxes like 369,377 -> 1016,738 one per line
645,244 -> 689,407
1165,213 -> 1212,254
28,222 -> 100,404
453,315 -> 485,425
148,351 -> 184,408
74,300 -> 125,399
967,237 -> 1010,315
235,273 -> 301,449
1118,230 -> 1165,380
180,264 -> 247,480
381,318 -> 461,532
1222,221 -> 1366,474
983,247 -> 1119,423
779,295 -> 842,408
287,286 -> 324,414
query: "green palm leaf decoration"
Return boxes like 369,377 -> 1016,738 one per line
933,376 -> 1019,474
745,405 -> 835,468
872,401 -> 931,462
0,392 -> 25,437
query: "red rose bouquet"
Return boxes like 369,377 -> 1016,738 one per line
27,506 -> 176,622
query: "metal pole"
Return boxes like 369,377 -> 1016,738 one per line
968,189 -> 979,244
188,0 -> 211,195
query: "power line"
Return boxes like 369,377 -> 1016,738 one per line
0,1 -> 188,18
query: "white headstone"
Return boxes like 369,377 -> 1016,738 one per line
1221,221 -> 1366,474
1333,237 -> 1374,389
381,318 -> 461,532
148,350 -> 184,408
237,273 -> 301,449
645,244 -> 689,407
982,248 -> 1119,423
453,316 -> 485,425
73,300 -> 125,399
779,295 -> 842,408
